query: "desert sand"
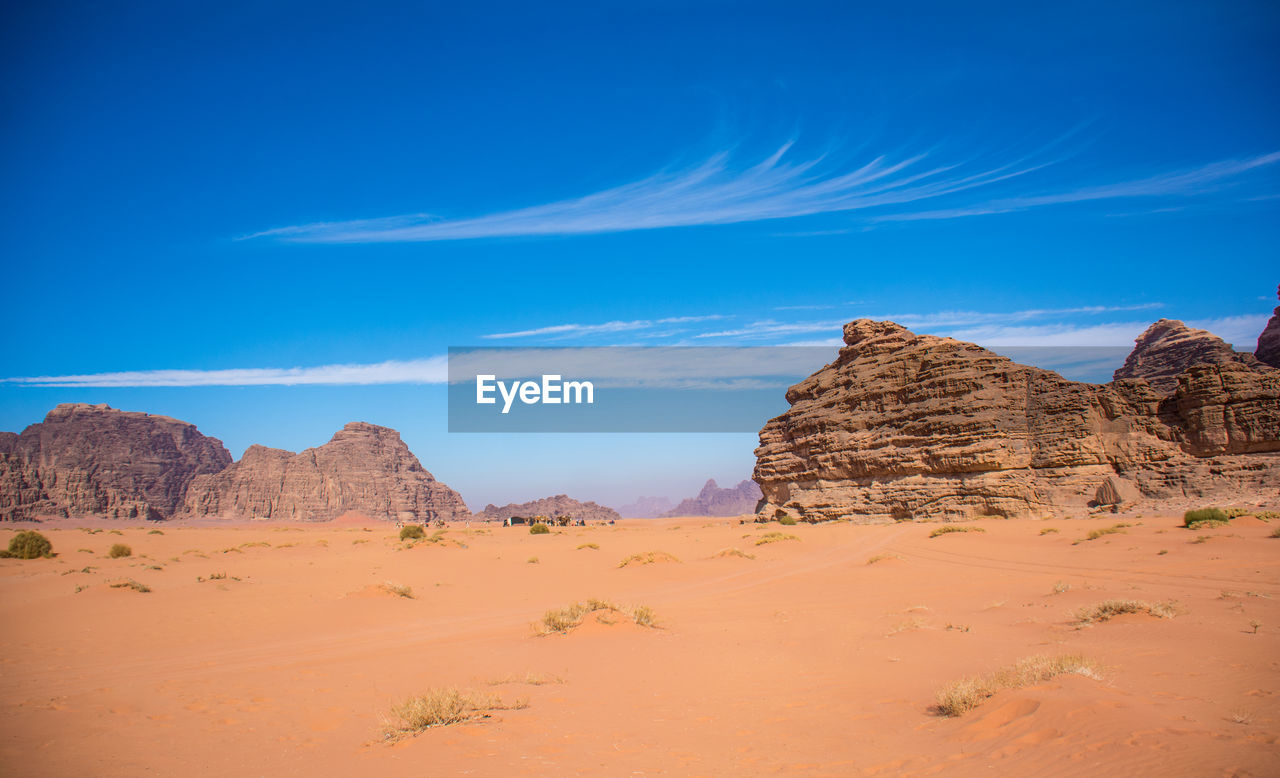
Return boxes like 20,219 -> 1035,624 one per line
1,513 -> 1277,776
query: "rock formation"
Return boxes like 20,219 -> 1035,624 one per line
1258,285 -> 1280,369
618,495 -> 674,518
662,478 -> 762,517
1113,318 -> 1262,393
0,404 -> 232,521
181,422 -> 469,522
477,494 -> 620,523
754,318 -> 1280,523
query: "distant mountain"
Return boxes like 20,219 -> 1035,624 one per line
662,479 -> 762,517
618,495 -> 674,518
477,494 -> 621,523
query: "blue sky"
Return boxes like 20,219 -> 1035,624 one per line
1,1 -> 1277,509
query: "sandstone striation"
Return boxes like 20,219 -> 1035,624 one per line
181,422 -> 469,522
662,478 -> 762,517
0,404 -> 232,521
1112,319 -> 1262,394
754,318 -> 1280,523
477,494 -> 621,523
1258,286 -> 1280,369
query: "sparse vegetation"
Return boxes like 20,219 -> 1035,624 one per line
109,530 -> 123,536
1184,508 -> 1228,528
485,672 -> 563,686
148,529 -> 164,535
1052,580 -> 1070,594
888,617 -> 926,635
1039,527 -> 1059,535
754,532 -> 799,546
777,515 -> 798,526
382,688 -> 528,740
400,525 -> 426,541
711,547 -> 755,560
935,654 -> 1101,717
576,543 -> 599,550
1073,599 -> 1178,624
108,543 -> 132,559
1270,527 -> 1280,539
7,530 -> 53,559
617,550 -> 681,567
1250,619 -> 1262,634
866,553 -> 902,565
381,581 -> 414,599
929,525 -> 985,538
535,598 -> 659,634
526,556 -> 539,564
109,578 -> 151,593
529,523 -> 551,535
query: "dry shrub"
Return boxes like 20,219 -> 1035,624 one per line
929,525 -> 985,538
381,581 -> 414,599
108,543 -> 132,558
617,550 -> 680,567
576,543 -> 599,550
108,578 -> 151,593
7,531 -> 53,559
754,532 -> 799,546
1083,523 -> 1131,541
1073,598 -> 1178,624
383,688 -> 527,739
866,553 -> 902,565
535,599 -> 658,634
1039,527 -> 1059,535
935,654 -> 1101,717
714,547 -> 755,560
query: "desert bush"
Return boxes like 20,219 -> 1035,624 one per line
754,532 -> 799,546
1074,598 -> 1178,624
535,599 -> 658,634
108,543 -> 132,558
383,688 -> 527,739
381,581 -> 414,599
936,654 -> 1100,717
526,556 -> 539,564
109,578 -> 151,593
400,525 -> 426,541
7,531 -> 53,559
528,523 -> 551,535
617,550 -> 680,567
1039,527 -> 1059,535
1184,508 -> 1227,528
929,525 -> 985,538
866,553 -> 902,565
148,529 -> 164,535
109,529 -> 123,536
1084,523 -> 1131,541
714,547 -> 755,560
576,543 -> 599,550
778,515 -> 798,526
1270,527 -> 1280,539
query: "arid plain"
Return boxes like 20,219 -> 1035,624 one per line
2,512 -> 1277,776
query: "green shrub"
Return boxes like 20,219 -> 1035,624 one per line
1184,508 -> 1227,528
778,515 -> 798,526
108,543 -> 132,559
8,531 -> 53,559
529,523 -> 550,535
400,525 -> 426,541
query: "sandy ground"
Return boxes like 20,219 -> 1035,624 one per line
1,512 -> 1278,777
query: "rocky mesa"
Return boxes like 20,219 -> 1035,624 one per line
477,494 -> 621,523
0,404 -> 232,521
754,316 -> 1280,523
663,478 -> 762,517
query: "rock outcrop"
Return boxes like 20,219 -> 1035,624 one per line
1258,286 -> 1280,369
1113,319 -> 1261,393
662,478 -> 762,517
754,318 -> 1280,523
0,404 -> 232,521
477,494 -> 620,523
181,422 -> 469,522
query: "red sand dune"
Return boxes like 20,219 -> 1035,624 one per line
1,513 -> 1277,776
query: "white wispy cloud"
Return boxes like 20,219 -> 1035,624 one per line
481,315 -> 723,340
874,152 -> 1280,222
241,142 -> 1055,243
1,358 -> 449,388
240,139 -> 1278,242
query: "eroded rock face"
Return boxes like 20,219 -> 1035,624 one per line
662,478 -> 762,517
753,319 -> 1280,523
182,423 -> 469,522
477,494 -> 620,523
0,404 -> 232,521
1113,319 -> 1261,394
1258,286 -> 1280,369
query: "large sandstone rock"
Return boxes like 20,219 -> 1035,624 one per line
1258,285 -> 1280,369
754,319 -> 1280,523
1113,319 -> 1262,394
662,478 -> 762,517
182,422 -> 469,522
477,494 -> 620,523
0,404 -> 232,521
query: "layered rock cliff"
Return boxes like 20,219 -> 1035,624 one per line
477,494 -> 621,523
662,478 -> 762,517
754,318 -> 1280,523
181,422 -> 470,522
1113,319 -> 1263,393
1258,286 -> 1280,369
0,404 -> 232,521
